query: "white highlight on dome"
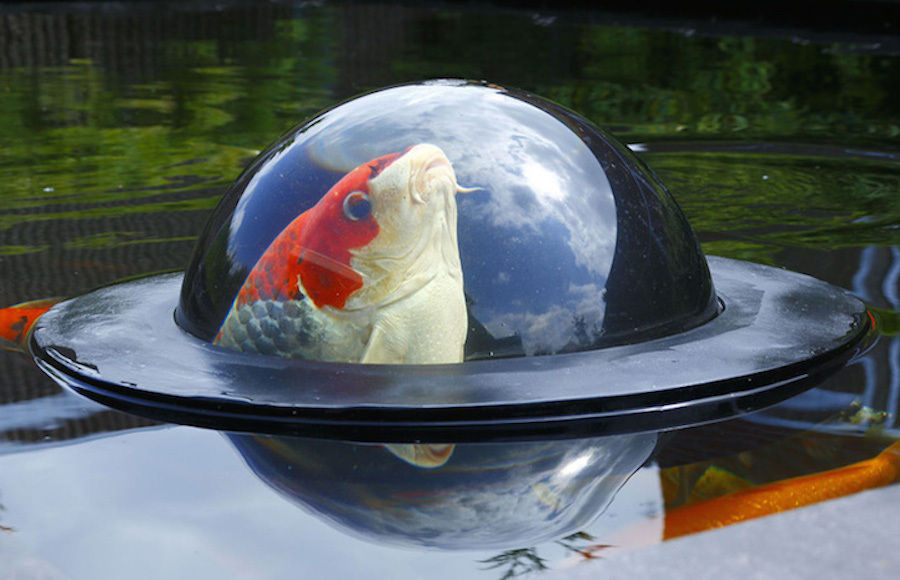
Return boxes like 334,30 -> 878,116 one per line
522,159 -> 566,203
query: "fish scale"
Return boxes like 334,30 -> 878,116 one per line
212,152 -> 398,362
216,296 -> 338,360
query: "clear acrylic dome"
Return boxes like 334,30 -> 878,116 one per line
30,80 -> 866,437
176,80 -> 718,364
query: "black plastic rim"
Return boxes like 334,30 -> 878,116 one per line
30,256 -> 871,442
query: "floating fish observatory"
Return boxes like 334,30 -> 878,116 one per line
29,80 -> 870,441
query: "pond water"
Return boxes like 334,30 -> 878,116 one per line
0,2 -> 898,578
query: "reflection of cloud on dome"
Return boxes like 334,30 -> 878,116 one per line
226,167 -> 267,262
485,283 -> 606,355
523,159 -> 566,202
487,304 -> 574,356
444,96 -> 617,281
224,144 -> 301,273
303,82 -> 617,280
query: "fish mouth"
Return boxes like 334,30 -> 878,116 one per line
410,146 -> 478,194
421,154 -> 452,175
419,152 -> 454,191
406,145 -> 455,202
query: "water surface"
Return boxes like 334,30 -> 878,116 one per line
0,2 -> 898,578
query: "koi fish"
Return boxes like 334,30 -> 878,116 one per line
561,438 -> 900,562
662,438 -> 900,539
0,298 -> 62,352
215,143 -> 472,366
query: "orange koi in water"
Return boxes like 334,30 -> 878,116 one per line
562,438 -> 900,562
662,438 -> 900,539
0,298 -> 61,352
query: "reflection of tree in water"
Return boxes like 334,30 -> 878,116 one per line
479,548 -> 546,580
479,532 -> 601,580
0,494 -> 13,533
555,531 -> 607,558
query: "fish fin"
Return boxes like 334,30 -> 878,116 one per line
383,444 -> 455,468
360,319 -> 407,364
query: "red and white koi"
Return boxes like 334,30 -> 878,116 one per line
214,143 -> 472,366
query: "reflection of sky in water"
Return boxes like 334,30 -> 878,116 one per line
0,426 -> 664,578
223,82 -> 617,354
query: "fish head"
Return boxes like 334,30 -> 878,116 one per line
217,144 -> 470,362
228,144 -> 465,315
350,144 -> 465,300
366,144 -> 460,252
235,150 -> 404,311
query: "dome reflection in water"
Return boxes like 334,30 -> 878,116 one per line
227,433 -> 657,550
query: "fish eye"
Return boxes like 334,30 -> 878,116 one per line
343,191 -> 371,221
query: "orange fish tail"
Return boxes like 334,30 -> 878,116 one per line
879,438 -> 900,465
0,298 -> 61,352
663,438 -> 900,540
